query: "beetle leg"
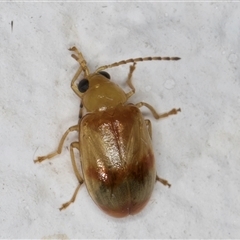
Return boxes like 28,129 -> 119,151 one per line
125,63 -> 136,99
70,66 -> 83,98
144,119 -> 152,139
156,175 -> 171,188
34,125 -> 79,163
69,47 -> 90,98
145,118 -> 171,187
140,104 -> 175,188
59,184 -> 81,211
126,62 -> 136,92
60,141 -> 84,210
69,142 -> 83,185
69,46 -> 90,76
136,102 -> 181,119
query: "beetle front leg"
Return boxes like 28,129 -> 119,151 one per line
69,47 -> 90,98
34,125 -> 78,163
126,62 -> 136,92
69,46 -> 90,75
136,102 -> 181,119
59,141 -> 84,210
125,63 -> 136,99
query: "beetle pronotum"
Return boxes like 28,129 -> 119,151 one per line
35,46 -> 180,217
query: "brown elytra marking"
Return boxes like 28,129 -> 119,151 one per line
98,195 -> 150,218
86,150 -> 154,188
130,150 -> 154,183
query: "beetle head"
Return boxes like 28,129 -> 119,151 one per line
77,71 -> 127,112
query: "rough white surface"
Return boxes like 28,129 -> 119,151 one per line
1,2 -> 240,239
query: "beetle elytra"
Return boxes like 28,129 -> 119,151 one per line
34,46 -> 181,217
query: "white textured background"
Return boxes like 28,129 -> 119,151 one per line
1,2 -> 240,239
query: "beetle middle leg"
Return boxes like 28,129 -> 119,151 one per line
142,108 -> 174,188
145,119 -> 152,139
59,142 -> 84,210
145,118 -> 171,187
136,101 -> 181,119
34,125 -> 79,163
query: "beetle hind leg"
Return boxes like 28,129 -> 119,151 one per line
59,184 -> 82,211
59,141 -> 84,210
156,175 -> 171,188
59,184 -> 82,210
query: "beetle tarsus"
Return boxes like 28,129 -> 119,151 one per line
156,175 -> 171,188
34,156 -> 47,163
59,202 -> 71,211
69,46 -> 77,51
155,107 -> 181,119
59,183 -> 82,211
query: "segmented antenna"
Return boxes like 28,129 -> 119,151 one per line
95,56 -> 181,72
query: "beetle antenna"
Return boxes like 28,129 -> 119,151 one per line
95,56 -> 181,72
69,47 -> 90,76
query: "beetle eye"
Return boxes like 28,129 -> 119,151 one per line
99,71 -> 111,79
78,79 -> 89,93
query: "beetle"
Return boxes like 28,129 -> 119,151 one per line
34,46 -> 181,217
